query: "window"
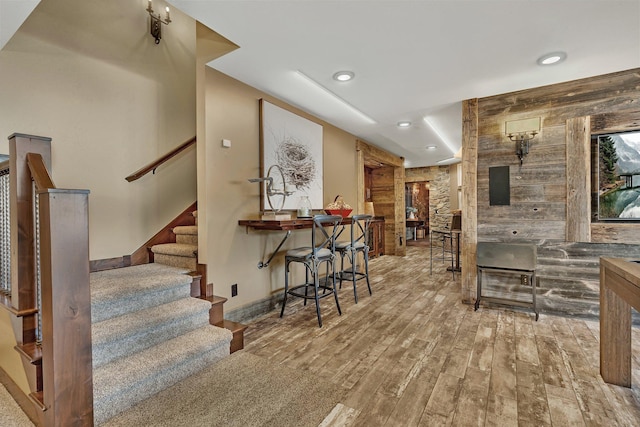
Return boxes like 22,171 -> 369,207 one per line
591,131 -> 640,221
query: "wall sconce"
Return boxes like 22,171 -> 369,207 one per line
505,117 -> 541,165
146,0 -> 171,44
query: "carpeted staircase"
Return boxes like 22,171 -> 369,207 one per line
150,211 -> 199,270
90,263 -> 232,425
90,210 -> 237,425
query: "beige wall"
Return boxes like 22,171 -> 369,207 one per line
0,0 -> 197,260
0,311 -> 29,394
0,0 -> 197,393
202,68 -> 359,311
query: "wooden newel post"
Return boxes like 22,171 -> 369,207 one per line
38,188 -> 93,426
9,133 -> 52,335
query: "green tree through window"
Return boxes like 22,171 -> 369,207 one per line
599,135 -> 618,190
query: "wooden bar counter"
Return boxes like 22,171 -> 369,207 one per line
238,216 -> 384,230
238,216 -> 385,269
600,257 -> 640,387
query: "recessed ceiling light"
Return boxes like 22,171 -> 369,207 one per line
537,51 -> 567,66
333,71 -> 354,82
397,121 -> 412,128
425,145 -> 437,150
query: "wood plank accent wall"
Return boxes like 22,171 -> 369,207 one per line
465,68 -> 640,318
356,140 -> 405,256
372,166 -> 400,255
479,240 -> 640,318
405,167 -> 440,182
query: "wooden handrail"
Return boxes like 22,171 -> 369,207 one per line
27,153 -> 55,190
125,136 -> 196,182
0,159 -> 9,172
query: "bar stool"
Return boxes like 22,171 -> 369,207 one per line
336,214 -> 373,303
280,214 -> 343,327
430,213 -> 461,279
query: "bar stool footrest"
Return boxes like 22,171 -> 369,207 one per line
287,283 -> 335,300
337,271 -> 367,281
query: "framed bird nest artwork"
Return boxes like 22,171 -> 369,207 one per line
259,99 -> 323,211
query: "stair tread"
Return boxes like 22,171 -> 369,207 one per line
91,264 -> 192,323
15,342 -> 42,364
200,295 -> 228,306
151,243 -> 198,258
173,225 -> 198,235
92,297 -> 211,351
216,319 -> 248,334
93,326 -> 231,423
91,263 -> 191,301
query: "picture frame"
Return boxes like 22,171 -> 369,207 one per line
259,99 -> 323,211
592,131 -> 640,220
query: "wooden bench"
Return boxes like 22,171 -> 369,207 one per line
474,242 -> 539,320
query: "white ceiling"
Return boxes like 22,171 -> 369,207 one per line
2,1 -> 640,167
170,0 -> 640,167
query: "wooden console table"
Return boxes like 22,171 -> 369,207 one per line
600,257 -> 640,387
239,216 -> 385,269
406,219 -> 426,240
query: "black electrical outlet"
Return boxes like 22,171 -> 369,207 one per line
521,275 -> 529,286
231,283 -> 238,297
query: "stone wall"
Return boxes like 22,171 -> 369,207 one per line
405,165 -> 453,230
429,166 -> 452,230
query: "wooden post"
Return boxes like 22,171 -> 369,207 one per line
8,134 -> 51,321
8,134 -> 52,399
394,165 -> 406,256
566,117 -> 591,242
38,188 -> 93,426
356,149 -> 365,215
461,99 -> 478,304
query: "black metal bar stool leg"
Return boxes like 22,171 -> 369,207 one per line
364,249 -> 372,295
280,260 -> 290,318
331,258 -> 341,315
313,261 -> 323,327
350,251 -> 358,303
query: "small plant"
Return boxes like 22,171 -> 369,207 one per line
406,206 -> 417,214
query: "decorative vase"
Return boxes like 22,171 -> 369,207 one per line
408,211 -> 416,219
297,196 -> 312,218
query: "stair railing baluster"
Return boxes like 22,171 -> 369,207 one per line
0,164 -> 10,295
33,180 -> 42,344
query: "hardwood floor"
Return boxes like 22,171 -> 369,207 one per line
242,244 -> 640,426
